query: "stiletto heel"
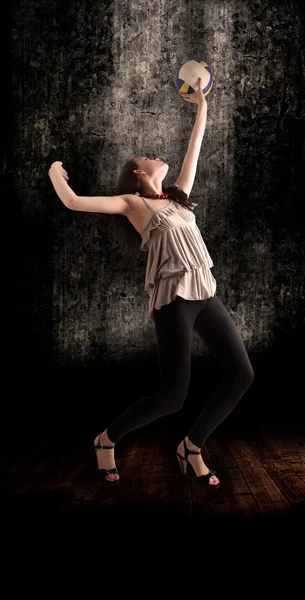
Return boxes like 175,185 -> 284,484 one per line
176,438 -> 220,488
93,434 -> 120,485
176,452 -> 187,475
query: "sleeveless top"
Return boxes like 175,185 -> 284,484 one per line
140,196 -> 217,321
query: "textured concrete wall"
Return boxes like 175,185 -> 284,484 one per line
9,0 -> 305,367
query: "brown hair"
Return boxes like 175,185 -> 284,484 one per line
110,157 -> 194,265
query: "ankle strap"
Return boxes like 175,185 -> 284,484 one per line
94,434 -> 114,450
184,438 -> 201,456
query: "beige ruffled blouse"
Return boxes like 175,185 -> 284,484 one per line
139,196 -> 217,321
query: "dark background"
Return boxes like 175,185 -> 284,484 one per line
3,0 -> 305,444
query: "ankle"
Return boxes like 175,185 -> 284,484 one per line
102,429 -> 115,446
185,436 -> 201,452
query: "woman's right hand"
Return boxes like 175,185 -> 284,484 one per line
179,77 -> 207,108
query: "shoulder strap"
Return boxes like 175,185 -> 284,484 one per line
141,196 -> 156,213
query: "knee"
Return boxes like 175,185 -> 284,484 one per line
160,381 -> 188,415
232,365 -> 255,392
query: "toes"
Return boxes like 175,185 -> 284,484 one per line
106,473 -> 119,482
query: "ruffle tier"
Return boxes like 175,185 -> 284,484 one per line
143,220 -> 214,293
147,264 -> 217,321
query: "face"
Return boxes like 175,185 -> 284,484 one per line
134,156 -> 169,180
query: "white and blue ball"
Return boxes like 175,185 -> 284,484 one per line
175,59 -> 213,96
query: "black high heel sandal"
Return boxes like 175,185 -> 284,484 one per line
93,434 -> 120,485
176,438 -> 220,488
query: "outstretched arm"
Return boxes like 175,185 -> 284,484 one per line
173,80 -> 208,198
48,161 -> 130,214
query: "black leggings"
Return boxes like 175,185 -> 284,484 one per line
107,295 -> 254,448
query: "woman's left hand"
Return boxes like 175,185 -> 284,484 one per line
179,77 -> 207,107
48,161 -> 69,181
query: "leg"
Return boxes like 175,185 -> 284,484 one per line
95,296 -> 194,481
187,295 -> 254,448
107,296 -> 194,442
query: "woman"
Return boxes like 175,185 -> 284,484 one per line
48,78 -> 254,489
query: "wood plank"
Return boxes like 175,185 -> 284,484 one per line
282,428 -> 305,459
63,457 -> 101,511
116,434 -> 148,503
243,427 -> 305,505
146,451 -> 166,520
258,426 -> 305,477
131,445 -> 154,504
147,451 -> 166,502
6,442 -> 52,497
162,450 -> 193,520
228,431 -> 290,510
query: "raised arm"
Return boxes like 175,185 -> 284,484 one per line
48,161 -> 130,214
173,88 -> 208,198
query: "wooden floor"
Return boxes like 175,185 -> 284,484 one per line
2,421 -> 305,524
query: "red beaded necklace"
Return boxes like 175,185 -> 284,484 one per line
135,191 -> 169,199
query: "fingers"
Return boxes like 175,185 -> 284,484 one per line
179,92 -> 192,102
180,77 -> 203,100
61,165 -> 69,180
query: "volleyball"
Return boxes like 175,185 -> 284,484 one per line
175,59 -> 213,96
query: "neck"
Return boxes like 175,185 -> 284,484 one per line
141,183 -> 164,196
